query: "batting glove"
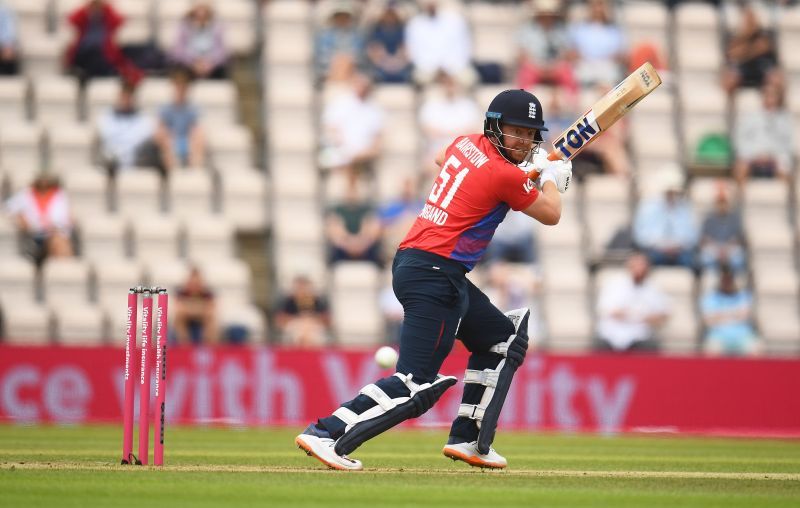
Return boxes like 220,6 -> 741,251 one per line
534,153 -> 572,193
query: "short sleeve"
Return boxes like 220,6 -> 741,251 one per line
492,163 -> 539,211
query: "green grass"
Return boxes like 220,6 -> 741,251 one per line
1,424 -> 799,507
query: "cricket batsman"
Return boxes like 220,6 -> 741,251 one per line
296,89 -> 572,470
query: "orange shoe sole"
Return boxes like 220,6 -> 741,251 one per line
295,436 -> 359,471
442,447 -> 506,469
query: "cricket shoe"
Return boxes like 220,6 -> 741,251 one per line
442,440 -> 507,469
295,424 -> 363,471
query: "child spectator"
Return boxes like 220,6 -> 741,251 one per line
169,1 -> 229,80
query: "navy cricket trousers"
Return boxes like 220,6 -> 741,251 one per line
319,248 -> 515,441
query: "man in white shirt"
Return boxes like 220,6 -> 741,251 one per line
405,0 -> 476,86
98,82 -> 157,172
319,73 -> 384,174
595,252 -> 669,352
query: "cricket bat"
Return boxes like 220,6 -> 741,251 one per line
527,61 -> 662,181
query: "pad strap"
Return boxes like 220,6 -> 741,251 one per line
458,403 -> 486,420
463,369 -> 499,388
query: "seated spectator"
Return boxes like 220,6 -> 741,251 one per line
418,71 -> 481,172
568,0 -> 626,87
169,1 -> 228,80
595,252 -> 670,352
700,265 -> 760,356
326,180 -> 382,266
173,266 -> 218,345
632,166 -> 699,268
721,2 -> 779,95
484,210 -> 538,265
699,181 -> 746,273
98,81 -> 159,173
365,1 -> 411,83
65,0 -> 141,84
319,72 -> 384,178
0,1 -> 19,75
314,1 -> 365,85
515,0 -> 577,96
733,83 -> 794,184
275,275 -> 331,347
405,0 -> 476,87
4,174 -> 74,263
155,69 -> 206,170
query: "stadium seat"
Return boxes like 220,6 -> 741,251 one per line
191,81 -> 238,126
220,169 -> 269,232
215,0 -> 257,55
468,2 -> 522,68
208,125 -> 253,169
47,123 -> 96,172
582,175 -> 632,261
185,215 -> 235,261
0,77 -> 29,123
168,169 -> 215,220
330,261 -> 383,346
0,122 -> 43,170
115,0 -> 153,46
155,0 -> 191,52
621,1 -> 669,49
95,258 -> 146,316
20,34 -> 62,79
375,154 -> 420,203
649,267 -> 698,354
266,109 -> 315,155
217,302 -> 268,343
543,292 -> 593,352
6,0 -> 49,39
274,241 -> 327,293
138,78 -> 173,118
688,177 -> 735,215
0,255 -> 38,304
131,214 -> 182,260
78,214 -> 130,262
196,257 -> 252,305
0,217 -> 18,258
61,168 -> 109,220
115,170 -> 163,218
33,77 -> 79,126
53,304 -> 106,345
42,257 -> 92,309
145,257 -> 191,296
0,300 -> 52,345
84,78 -> 120,123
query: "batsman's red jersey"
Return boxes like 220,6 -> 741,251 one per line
399,134 -> 539,270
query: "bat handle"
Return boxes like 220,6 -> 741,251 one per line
526,150 -> 563,181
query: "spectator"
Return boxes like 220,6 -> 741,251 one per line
418,71 -> 481,171
721,2 -> 779,95
733,83 -> 794,184
326,180 -> 383,266
632,166 -> 699,268
405,0 -> 476,87
595,252 -> 670,352
173,266 -> 218,345
319,72 -> 384,178
169,1 -> 228,80
4,174 -> 74,263
365,1 -> 411,83
98,81 -> 159,173
700,265 -> 760,356
515,0 -> 577,96
568,0 -> 626,87
0,1 -> 19,75
699,181 -> 746,273
65,0 -> 141,84
314,1 -> 365,84
275,275 -> 331,347
155,69 -> 206,170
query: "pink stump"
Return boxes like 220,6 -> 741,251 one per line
153,290 -> 168,466
138,290 -> 153,465
121,290 -> 138,464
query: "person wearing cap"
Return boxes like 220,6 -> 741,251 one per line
295,89 -> 572,471
632,166 -> 699,269
313,0 -> 365,84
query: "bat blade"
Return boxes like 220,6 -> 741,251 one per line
530,62 -> 662,178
